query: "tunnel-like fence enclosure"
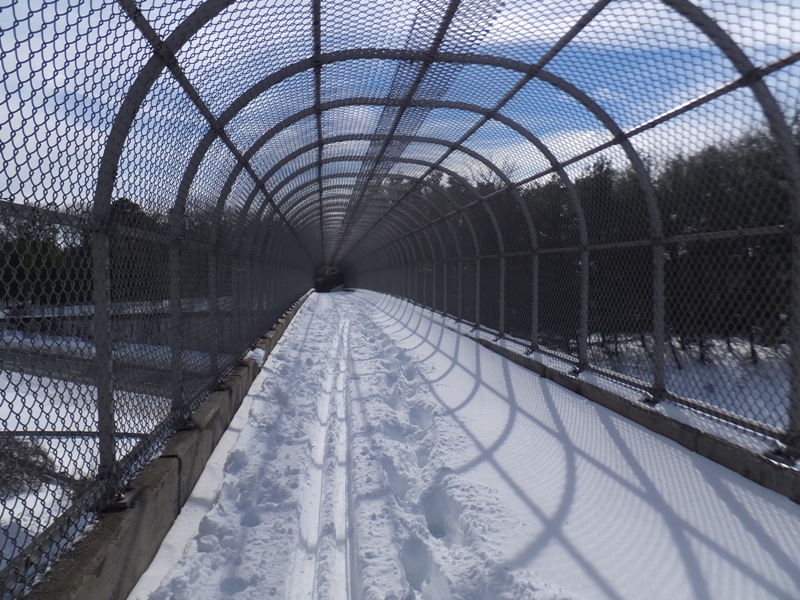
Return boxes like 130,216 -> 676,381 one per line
1,0 -> 800,595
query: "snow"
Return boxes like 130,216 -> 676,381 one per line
128,290 -> 800,600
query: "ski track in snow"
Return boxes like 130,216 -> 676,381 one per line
129,291 -> 800,600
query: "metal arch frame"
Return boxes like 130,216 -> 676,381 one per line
272,179 -> 458,262
253,131 -> 531,334
253,175 -> 442,257
203,63 -> 657,350
286,191 -> 424,274
162,43 -> 777,266
303,181 -> 458,310
252,149 -> 478,262
172,52 -> 630,247
258,159 -> 478,307
99,1 -> 800,442
286,187 -> 443,267
254,152 -> 485,255
311,0 -> 325,264
92,0 -> 239,480
163,49 -> 638,346
173,64 -> 656,345
328,0 -> 465,266
208,97 -> 547,215
268,146 -> 506,263
328,67 -> 666,376
284,185 -> 439,268
178,1 -> 609,267
661,0 -> 800,448
253,136 -> 526,334
255,152 -> 481,251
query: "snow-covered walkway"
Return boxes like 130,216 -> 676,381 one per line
128,291 -> 800,600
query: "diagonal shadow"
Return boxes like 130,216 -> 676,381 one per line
355,289 -> 800,599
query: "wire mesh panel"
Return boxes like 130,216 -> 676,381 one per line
0,0 -> 315,593
538,252 -> 582,361
1,0 -> 800,595
588,246 -> 654,385
505,254 -> 533,342
479,256 -> 501,333
460,259 -> 478,325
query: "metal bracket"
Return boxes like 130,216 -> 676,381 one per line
765,446 -> 800,466
102,487 -> 141,512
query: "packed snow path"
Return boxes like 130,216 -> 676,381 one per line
129,291 -> 800,600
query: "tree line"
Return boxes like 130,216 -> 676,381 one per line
418,126 -> 796,362
2,125 -> 796,366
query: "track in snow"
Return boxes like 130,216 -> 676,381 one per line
288,315 -> 351,600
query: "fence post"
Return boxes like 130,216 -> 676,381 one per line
442,258 -> 447,316
475,257 -> 481,327
208,251 -> 219,382
169,211 -> 184,419
790,233 -> 800,452
457,258 -> 463,320
652,244 -> 666,401
578,248 -> 589,369
415,263 -> 420,302
498,255 -> 505,337
92,228 -> 116,494
424,262 -> 429,307
531,251 -> 539,350
232,257 -> 242,350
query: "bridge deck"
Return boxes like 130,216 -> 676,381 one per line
129,290 -> 800,600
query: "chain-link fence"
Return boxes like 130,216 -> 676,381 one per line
1,0 -> 799,596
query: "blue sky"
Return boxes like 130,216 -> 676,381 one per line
1,0 -> 798,215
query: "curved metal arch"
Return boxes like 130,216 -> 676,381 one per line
278,192 -> 420,258
271,171 -> 467,256
276,169 -> 468,270
125,44 -> 694,256
661,0 -> 800,436
231,96 -> 563,196
220,104 -> 556,254
272,163 -> 492,269
276,180 -> 457,261
255,151 -> 482,255
282,188 -> 437,265
164,48 -> 670,326
263,138 -> 510,252
276,184 -> 422,246
93,0 -> 235,221
205,96 -> 554,261
174,50 -> 636,249
289,189 -> 443,267
352,206 -> 466,269
94,2 -> 793,407
253,154 -> 486,256
127,24 -> 650,260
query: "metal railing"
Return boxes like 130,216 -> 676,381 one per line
1,0 -> 799,595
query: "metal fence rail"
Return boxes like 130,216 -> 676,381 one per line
1,0 -> 800,596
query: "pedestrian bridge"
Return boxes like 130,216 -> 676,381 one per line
1,1 -> 800,596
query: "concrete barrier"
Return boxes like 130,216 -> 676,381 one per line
29,290 -> 314,600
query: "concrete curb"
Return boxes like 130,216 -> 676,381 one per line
476,337 -> 800,505
29,290 -> 314,600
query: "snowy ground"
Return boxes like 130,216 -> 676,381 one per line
128,290 -> 800,600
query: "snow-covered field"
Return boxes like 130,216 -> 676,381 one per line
128,290 -> 800,600
0,370 -> 172,584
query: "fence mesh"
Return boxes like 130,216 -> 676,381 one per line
1,0 -> 800,595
